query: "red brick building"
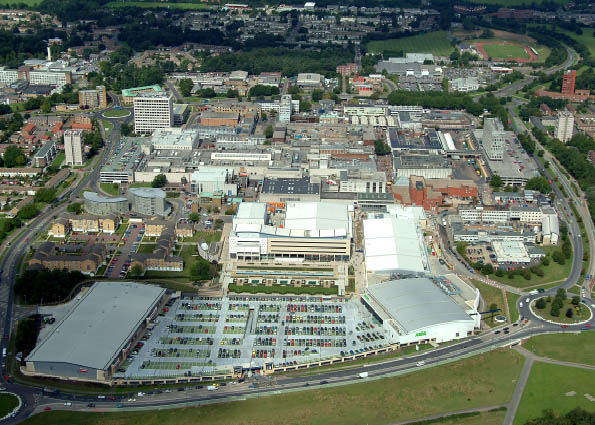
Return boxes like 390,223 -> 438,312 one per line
561,70 -> 576,95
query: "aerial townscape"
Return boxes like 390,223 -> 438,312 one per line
0,0 -> 593,424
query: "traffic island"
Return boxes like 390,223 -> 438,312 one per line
529,296 -> 593,325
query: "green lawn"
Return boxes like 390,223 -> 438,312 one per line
102,109 -> 131,118
128,182 -> 152,188
106,1 -> 211,9
471,280 -> 508,326
506,292 -> 521,323
367,31 -> 454,57
0,393 -> 19,418
522,332 -> 595,366
144,245 -> 202,279
1,0 -> 41,4
51,152 -> 65,168
99,182 -> 121,196
531,299 -> 590,324
22,349 -> 522,425
195,231 -> 221,243
513,362 -> 595,425
137,243 -> 156,254
481,43 -> 530,60
490,246 -> 572,289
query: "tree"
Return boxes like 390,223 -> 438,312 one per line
311,89 -> 324,102
178,78 -> 193,97
552,250 -> 565,265
120,122 -> 133,137
571,296 -> 580,306
490,175 -> 502,188
525,176 -> 552,194
300,100 -> 312,112
34,188 -> 56,203
556,287 -> 567,300
17,203 -> 39,220
40,98 -> 51,113
189,212 -> 199,222
536,298 -> 546,309
565,308 -> 573,318
482,264 -> 494,275
265,125 -> 273,139
374,139 -> 391,155
550,304 -> 560,317
151,174 -> 167,188
215,218 -> 224,230
3,146 -> 26,168
67,202 -> 83,214
129,264 -> 144,278
190,259 -> 213,281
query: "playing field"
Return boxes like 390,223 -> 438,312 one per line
367,31 -> 454,57
105,1 -> 211,9
482,43 -> 530,59
513,362 -> 595,425
21,349 -> 523,425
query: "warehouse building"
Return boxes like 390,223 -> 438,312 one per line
83,191 -> 129,216
24,281 -> 166,383
363,211 -> 429,274
361,276 -> 479,345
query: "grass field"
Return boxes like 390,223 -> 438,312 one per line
137,243 -> 156,254
0,0 -> 41,5
471,280 -> 508,326
22,349 -> 523,425
490,246 -> 572,289
527,25 -> 595,56
482,43 -> 530,60
367,31 -> 454,57
523,332 -> 595,366
513,362 -> 595,425
51,152 -> 65,168
0,393 -> 19,418
106,1 -> 211,9
99,182 -> 121,196
103,109 -> 131,118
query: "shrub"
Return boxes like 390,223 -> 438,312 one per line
565,308 -> 573,318
536,298 -> 546,309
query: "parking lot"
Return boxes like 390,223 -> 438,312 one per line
118,295 -> 391,379
107,224 -> 143,279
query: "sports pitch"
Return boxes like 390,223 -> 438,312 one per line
367,31 -> 454,57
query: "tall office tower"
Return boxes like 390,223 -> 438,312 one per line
133,93 -> 174,135
556,111 -> 574,143
561,70 -> 576,95
64,129 -> 84,166
483,117 -> 505,160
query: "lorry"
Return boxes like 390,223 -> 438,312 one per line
207,385 -> 218,391
358,372 -> 369,379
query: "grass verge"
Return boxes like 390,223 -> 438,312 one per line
99,182 -> 121,196
471,280 -> 508,326
22,349 -> 523,425
522,332 -> 594,366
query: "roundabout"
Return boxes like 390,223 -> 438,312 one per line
528,296 -> 593,326
102,108 -> 131,118
0,392 -> 21,421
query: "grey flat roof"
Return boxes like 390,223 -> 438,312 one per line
366,277 -> 472,334
129,187 -> 166,199
27,282 -> 165,370
83,191 -> 127,203
262,177 -> 320,195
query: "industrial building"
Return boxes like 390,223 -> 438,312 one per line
393,154 -> 452,179
128,187 -> 170,216
362,209 -> 429,274
83,191 -> 129,216
190,168 -> 237,196
229,201 -> 352,261
149,128 -> 199,151
361,276 -> 479,345
24,282 -> 166,383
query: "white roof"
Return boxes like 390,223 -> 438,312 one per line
365,277 -> 473,334
363,216 -> 426,273
235,202 -> 267,221
284,202 -> 351,237
27,282 -> 164,371
190,168 -> 228,182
